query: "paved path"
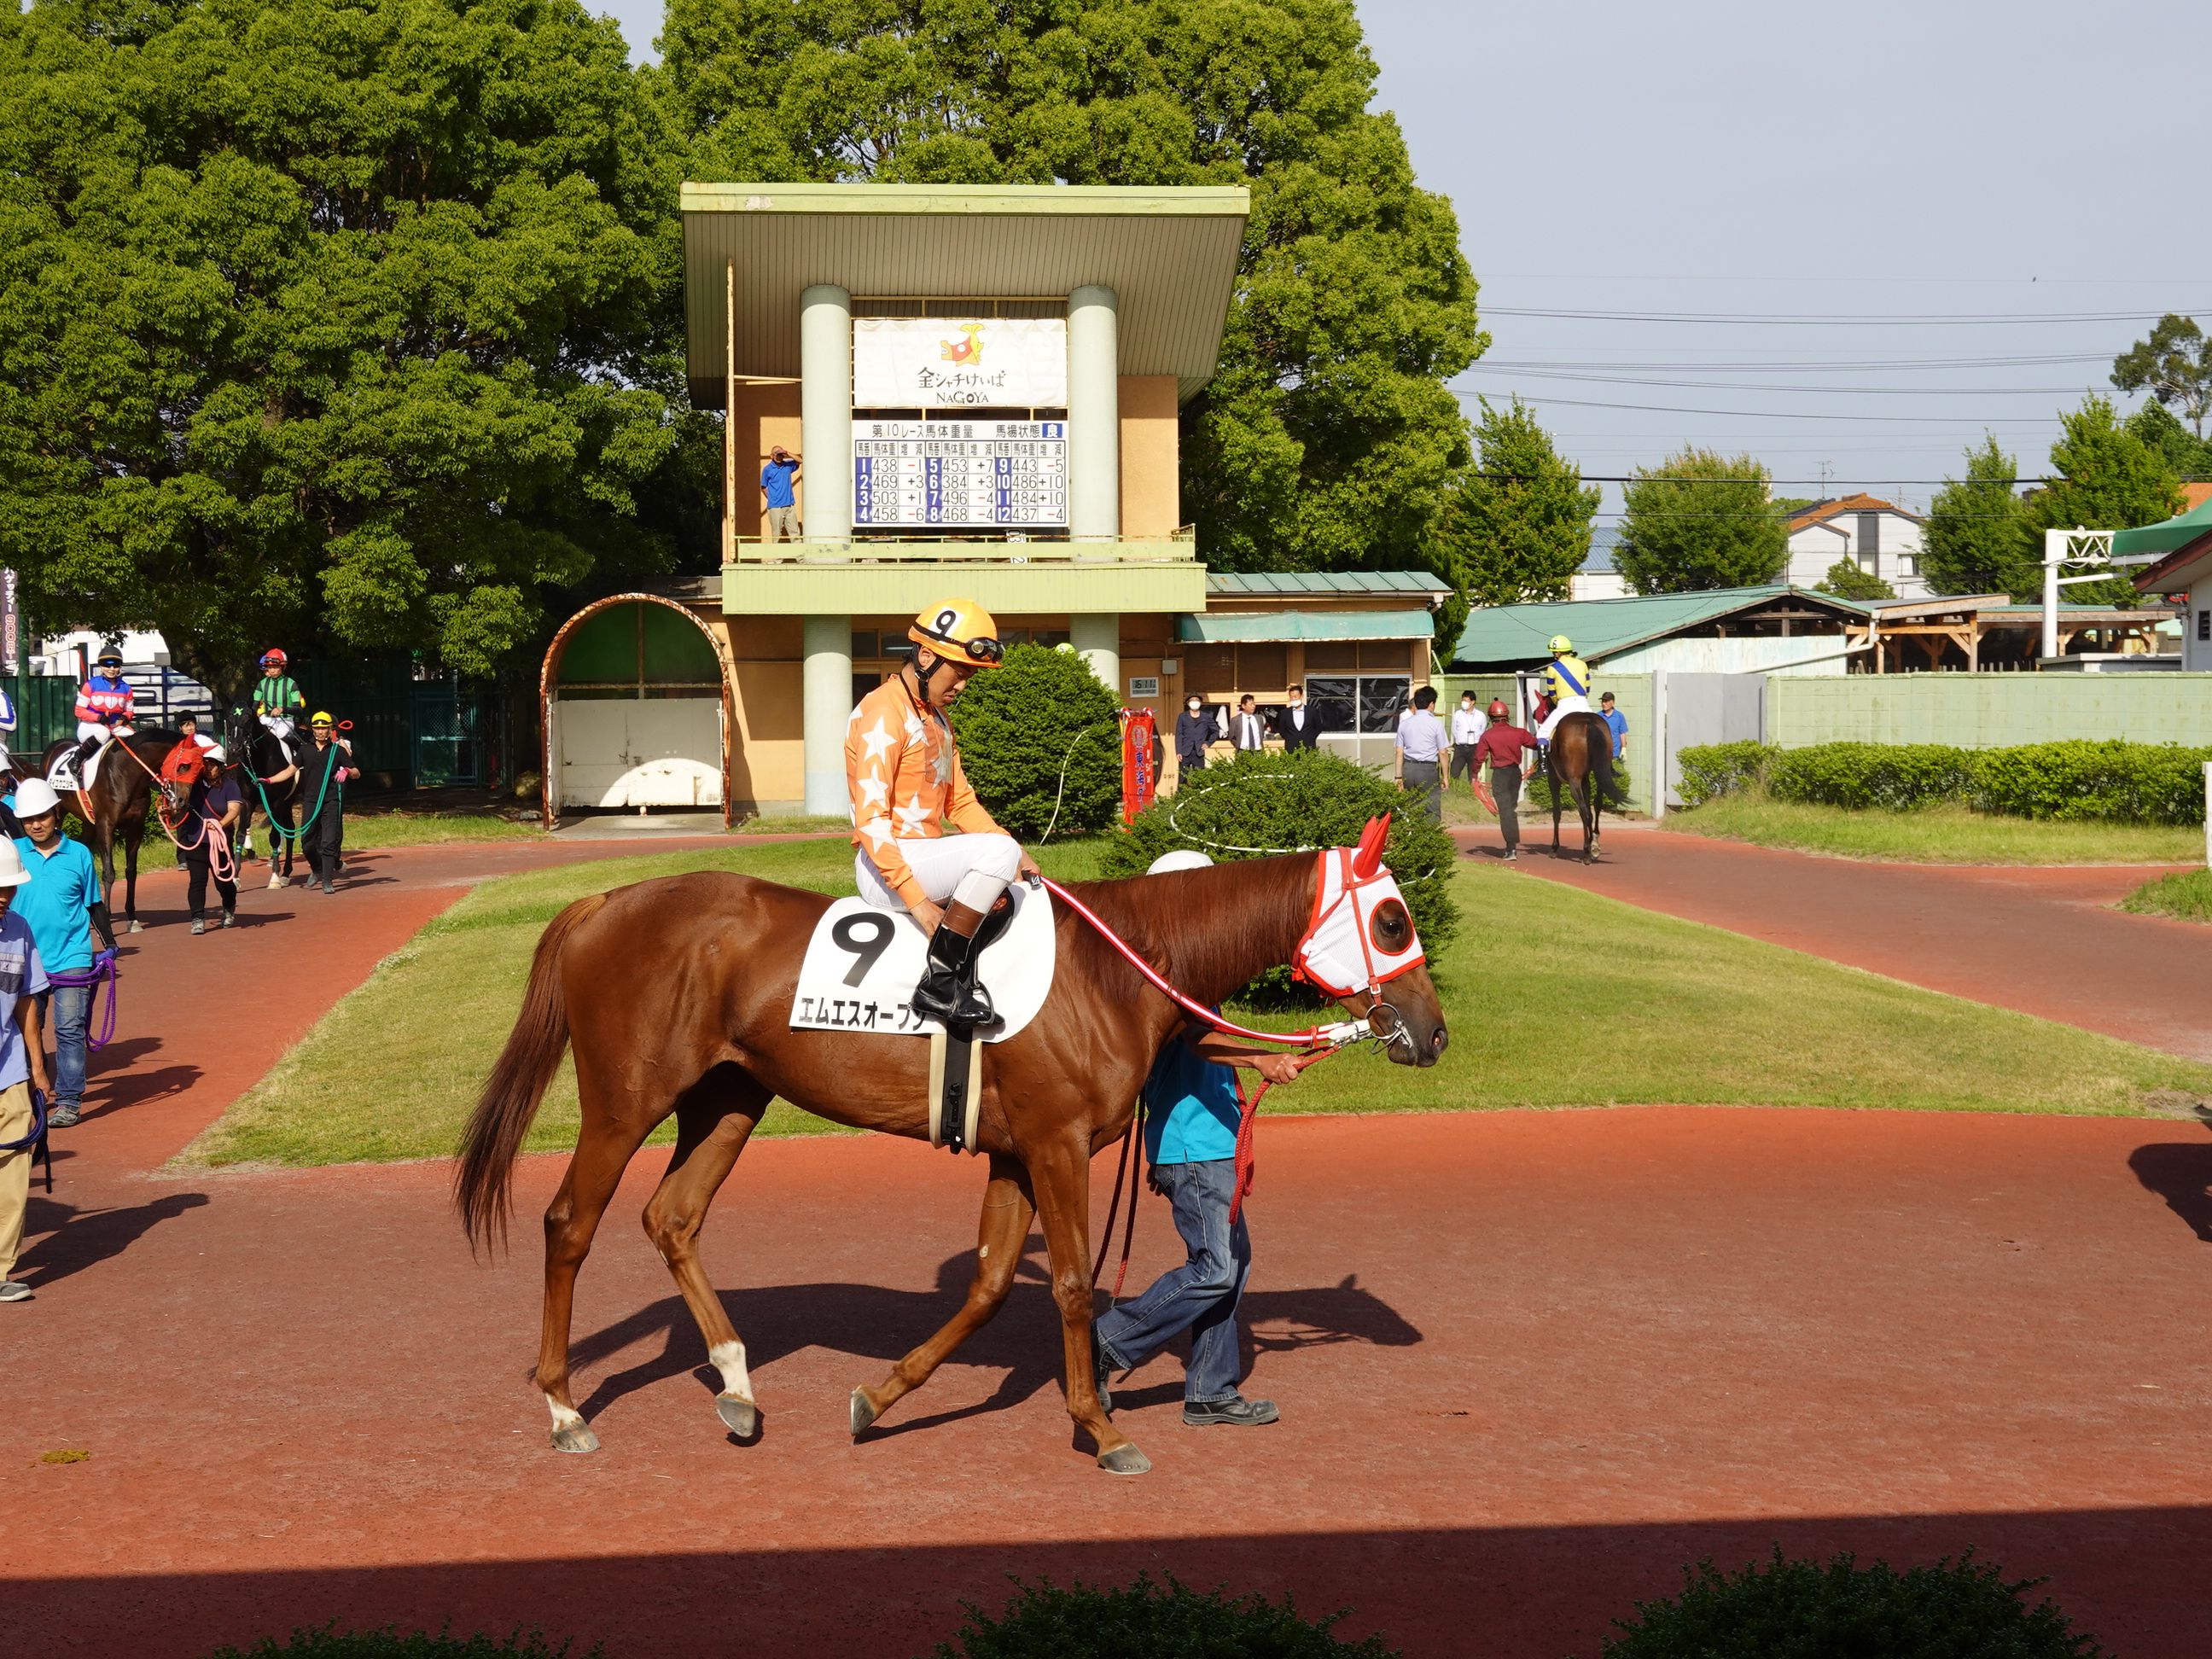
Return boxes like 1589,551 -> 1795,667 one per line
7,837 -> 2212,1657
1456,822 -> 2212,1063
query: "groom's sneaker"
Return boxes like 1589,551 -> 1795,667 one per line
1183,1394 -> 1278,1428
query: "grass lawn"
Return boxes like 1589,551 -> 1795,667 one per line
182,837 -> 2212,1169
2121,867 -> 2212,923
1667,793 -> 2203,865
730,812 -> 853,835
328,810 -> 544,850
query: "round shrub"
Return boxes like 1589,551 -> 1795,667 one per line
927,1573 -> 1398,1658
1599,1548 -> 2104,1658
1766,742 -> 1976,812
1970,739 -> 2212,825
1676,741 -> 1773,807
1099,748 -> 1459,967
944,643 -> 1121,840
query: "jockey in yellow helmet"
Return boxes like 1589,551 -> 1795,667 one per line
846,598 -> 1040,1028
1534,632 -> 1592,747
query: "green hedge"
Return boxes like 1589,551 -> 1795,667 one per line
1674,738 -> 2212,826
927,1574 -> 1395,1658
1599,1548 -> 2103,1657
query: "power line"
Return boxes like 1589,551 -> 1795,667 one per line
1464,370 -> 2098,394
1482,306 -> 2177,325
1480,352 -> 2113,371
1452,389 -> 2064,423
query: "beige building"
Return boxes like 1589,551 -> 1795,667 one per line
539,183 -> 1443,823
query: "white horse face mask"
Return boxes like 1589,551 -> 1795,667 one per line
1295,815 -> 1425,999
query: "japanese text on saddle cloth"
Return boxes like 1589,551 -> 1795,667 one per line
845,675 -> 1022,915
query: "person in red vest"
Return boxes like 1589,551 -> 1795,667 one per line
68,647 -> 134,777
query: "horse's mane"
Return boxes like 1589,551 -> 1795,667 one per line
1062,852 -> 1319,1007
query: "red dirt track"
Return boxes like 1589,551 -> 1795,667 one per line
6,837 -> 2212,1658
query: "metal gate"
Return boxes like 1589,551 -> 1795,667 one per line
411,679 -> 485,787
1658,672 -> 1765,808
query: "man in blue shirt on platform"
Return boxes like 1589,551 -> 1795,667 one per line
760,445 -> 802,542
1091,850 -> 1309,1429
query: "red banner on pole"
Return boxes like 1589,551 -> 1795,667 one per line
1121,708 -> 1157,824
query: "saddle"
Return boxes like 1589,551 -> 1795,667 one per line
790,885 -> 1057,1156
47,746 -> 92,795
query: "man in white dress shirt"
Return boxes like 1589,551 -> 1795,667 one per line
1231,694 -> 1268,754
1278,684 -> 1318,751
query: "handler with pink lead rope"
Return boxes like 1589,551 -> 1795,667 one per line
9,779 -> 118,1129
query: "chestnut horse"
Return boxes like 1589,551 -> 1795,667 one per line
1544,709 -> 1621,864
39,730 -> 186,930
457,847 -> 1448,1475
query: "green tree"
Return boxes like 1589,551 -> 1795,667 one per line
943,643 -> 1120,840
1815,557 -> 1895,601
0,0 -> 691,694
1614,448 -> 1786,594
2027,395 -> 2183,606
1434,398 -> 1598,649
655,0 -> 1485,582
2125,399 -> 2212,480
2111,312 -> 2212,438
1923,437 -> 2035,598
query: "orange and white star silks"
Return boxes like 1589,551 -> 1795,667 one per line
845,675 -> 1012,911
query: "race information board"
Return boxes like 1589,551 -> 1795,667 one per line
853,420 -> 1068,528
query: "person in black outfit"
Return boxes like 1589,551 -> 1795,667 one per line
1278,684 -> 1318,750
1174,694 -> 1214,783
279,713 -> 359,893
180,746 -> 244,933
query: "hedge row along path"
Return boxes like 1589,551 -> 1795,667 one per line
1464,822 -> 2212,1063
6,837 -> 2212,1656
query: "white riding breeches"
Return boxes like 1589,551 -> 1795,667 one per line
76,720 -> 129,745
263,715 -> 294,740
1535,696 -> 1588,743
856,833 -> 1023,914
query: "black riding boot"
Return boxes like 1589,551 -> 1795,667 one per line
74,735 -> 100,769
911,919 -> 1000,1028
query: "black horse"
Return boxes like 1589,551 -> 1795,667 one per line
37,728 -> 187,930
224,707 -> 306,888
1544,709 -> 1623,864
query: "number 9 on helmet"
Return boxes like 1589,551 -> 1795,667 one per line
908,598 -> 1004,667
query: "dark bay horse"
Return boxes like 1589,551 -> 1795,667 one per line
224,709 -> 305,887
457,848 -> 1449,1475
39,729 -> 186,930
1544,709 -> 1621,864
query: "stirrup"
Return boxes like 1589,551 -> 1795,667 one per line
911,966 -> 999,1029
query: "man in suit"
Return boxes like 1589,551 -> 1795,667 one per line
1231,694 -> 1268,754
1278,684 -> 1318,751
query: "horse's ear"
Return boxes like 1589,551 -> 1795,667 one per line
1351,812 -> 1390,878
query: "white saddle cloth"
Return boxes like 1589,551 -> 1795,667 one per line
47,747 -> 93,793
789,881 -> 1057,1043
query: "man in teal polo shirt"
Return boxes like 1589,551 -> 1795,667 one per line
10,778 -> 116,1129
1091,850 -> 1308,1429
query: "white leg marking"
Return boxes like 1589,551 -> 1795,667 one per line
709,1339 -> 753,1401
546,1395 -> 586,1433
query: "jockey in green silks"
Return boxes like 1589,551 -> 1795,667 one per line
1534,634 -> 1591,748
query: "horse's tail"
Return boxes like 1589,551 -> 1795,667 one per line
456,891 -> 609,1254
1586,719 -> 1621,810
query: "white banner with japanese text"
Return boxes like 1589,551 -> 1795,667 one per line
853,317 -> 1068,408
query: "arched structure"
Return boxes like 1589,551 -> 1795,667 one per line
539,593 -> 738,830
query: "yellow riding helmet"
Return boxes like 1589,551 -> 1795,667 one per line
1547,634 -> 1574,655
908,599 -> 1004,667
310,711 -> 335,727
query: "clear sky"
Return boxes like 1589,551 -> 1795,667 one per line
598,0 -> 2212,513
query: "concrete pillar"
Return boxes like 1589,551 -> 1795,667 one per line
800,283 -> 853,544
1072,613 -> 1121,697
1067,284 -> 1121,544
802,614 -> 853,815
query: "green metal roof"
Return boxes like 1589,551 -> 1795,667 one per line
2112,494 -> 2212,557
1178,608 -> 1435,644
1204,571 -> 1451,597
1449,585 -> 1866,667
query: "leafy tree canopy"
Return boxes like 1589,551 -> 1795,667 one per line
2124,399 -> 2212,480
1434,397 -> 1598,649
0,0 -> 690,692
655,0 -> 1486,582
2111,312 -> 2212,439
1923,437 -> 2035,599
1614,448 -> 1785,594
2028,395 -> 2182,607
1815,556 -> 1894,602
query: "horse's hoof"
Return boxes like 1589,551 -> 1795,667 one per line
126,919 -> 143,934
717,1393 -> 759,1439
550,1421 -> 601,1454
267,875 -> 287,890
849,1386 -> 880,1439
1097,1443 -> 1152,1476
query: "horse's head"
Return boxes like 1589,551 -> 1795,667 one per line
223,705 -> 258,763
1295,816 -> 1448,1068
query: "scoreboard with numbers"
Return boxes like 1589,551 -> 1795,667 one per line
853,420 -> 1068,528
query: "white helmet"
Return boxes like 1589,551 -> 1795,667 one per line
1146,848 -> 1214,875
13,777 -> 61,820
203,743 -> 227,764
0,839 -> 26,888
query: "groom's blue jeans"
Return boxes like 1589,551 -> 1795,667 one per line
1094,1157 -> 1251,1405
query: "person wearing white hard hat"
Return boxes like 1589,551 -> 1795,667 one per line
1090,848 -> 1307,1432
11,776 -> 115,1129
0,835 -> 55,1302
178,743 -> 244,934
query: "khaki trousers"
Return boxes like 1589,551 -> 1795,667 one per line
0,1081 -> 32,1281
765,505 -> 801,542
